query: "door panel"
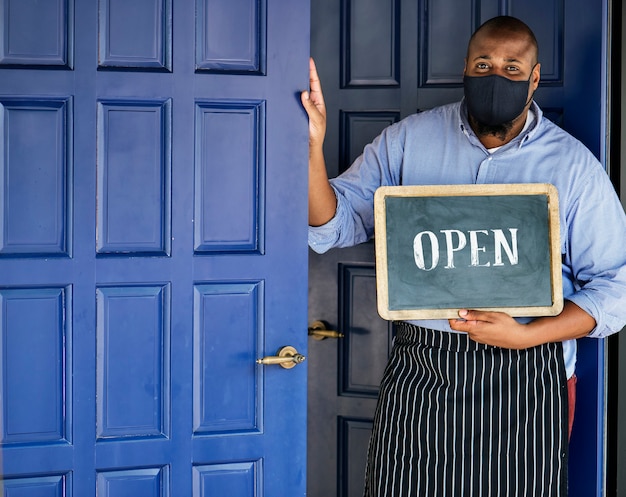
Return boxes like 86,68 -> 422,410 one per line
0,98 -> 71,256
97,100 -> 171,255
308,242 -> 391,497
96,285 -> 170,440
0,0 -> 310,495
309,1 -> 608,496
338,263 -> 390,398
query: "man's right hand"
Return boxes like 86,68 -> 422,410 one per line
301,58 -> 327,152
301,58 -> 337,227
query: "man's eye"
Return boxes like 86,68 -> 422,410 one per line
506,66 -> 520,72
476,63 -> 489,69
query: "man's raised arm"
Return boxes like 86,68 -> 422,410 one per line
301,58 -> 338,226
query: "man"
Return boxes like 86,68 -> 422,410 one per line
301,16 -> 626,497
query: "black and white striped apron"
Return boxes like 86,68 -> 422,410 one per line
363,322 -> 569,497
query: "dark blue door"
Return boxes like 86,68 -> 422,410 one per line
0,0 -> 310,495
308,1 -> 610,496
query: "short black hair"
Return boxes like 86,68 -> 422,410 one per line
468,16 -> 539,64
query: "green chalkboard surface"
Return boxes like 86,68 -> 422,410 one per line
374,184 -> 563,320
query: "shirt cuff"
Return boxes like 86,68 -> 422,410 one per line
567,293 -> 605,338
308,214 -> 342,254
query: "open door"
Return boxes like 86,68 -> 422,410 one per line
0,1 -> 310,495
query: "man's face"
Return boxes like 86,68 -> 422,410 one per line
464,30 -> 540,137
464,29 -> 540,134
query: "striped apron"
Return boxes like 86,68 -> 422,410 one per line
363,322 -> 569,497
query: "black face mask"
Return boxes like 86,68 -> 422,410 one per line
463,73 -> 533,126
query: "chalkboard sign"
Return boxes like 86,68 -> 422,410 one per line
374,184 -> 563,320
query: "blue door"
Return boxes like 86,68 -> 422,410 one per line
0,1 -> 309,495
308,0 -> 610,496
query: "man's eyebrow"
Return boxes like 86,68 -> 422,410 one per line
472,54 -> 523,64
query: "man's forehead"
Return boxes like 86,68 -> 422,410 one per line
468,31 -> 535,61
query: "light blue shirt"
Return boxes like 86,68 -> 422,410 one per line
309,100 -> 626,378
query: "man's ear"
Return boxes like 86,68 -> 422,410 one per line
532,62 -> 541,90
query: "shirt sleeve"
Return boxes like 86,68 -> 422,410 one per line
307,122 -> 403,253
307,183 -> 375,254
307,186 -> 342,254
563,163 -> 626,338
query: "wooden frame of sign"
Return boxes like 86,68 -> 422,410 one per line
374,184 -> 563,320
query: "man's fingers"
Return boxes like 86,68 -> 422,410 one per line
450,309 -> 478,327
449,318 -> 473,332
307,58 -> 326,108
301,90 -> 321,119
457,309 -> 498,323
309,58 -> 322,93
449,309 -> 493,330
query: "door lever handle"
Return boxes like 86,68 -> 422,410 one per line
308,320 -> 344,340
256,346 -> 306,369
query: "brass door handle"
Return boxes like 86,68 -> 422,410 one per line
308,320 -> 344,340
256,346 -> 306,369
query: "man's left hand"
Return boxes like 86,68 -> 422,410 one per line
449,309 -> 533,349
